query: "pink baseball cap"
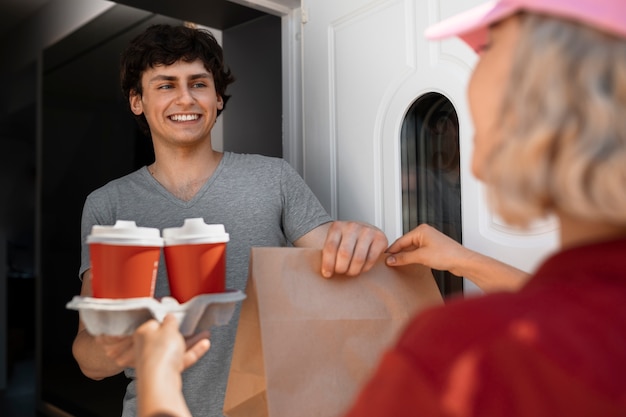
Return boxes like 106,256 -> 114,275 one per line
425,0 -> 626,52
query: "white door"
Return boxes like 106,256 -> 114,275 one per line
301,0 -> 558,291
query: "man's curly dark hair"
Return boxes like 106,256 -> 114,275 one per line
120,24 -> 235,137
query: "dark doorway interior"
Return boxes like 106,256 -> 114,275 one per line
36,2 -> 281,416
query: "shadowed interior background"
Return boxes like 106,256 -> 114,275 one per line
1,0 -> 284,415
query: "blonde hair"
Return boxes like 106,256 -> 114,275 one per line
485,13 -> 626,227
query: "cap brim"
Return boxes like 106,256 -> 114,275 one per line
424,0 -> 520,52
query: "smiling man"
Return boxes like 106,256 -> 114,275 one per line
71,24 -> 388,417
130,60 -> 225,201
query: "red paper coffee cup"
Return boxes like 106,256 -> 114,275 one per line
163,218 -> 229,303
87,220 -> 163,299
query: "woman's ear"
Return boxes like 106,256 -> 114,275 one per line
129,91 -> 143,115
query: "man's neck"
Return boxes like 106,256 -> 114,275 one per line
149,147 -> 223,201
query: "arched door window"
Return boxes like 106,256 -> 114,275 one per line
400,92 -> 463,297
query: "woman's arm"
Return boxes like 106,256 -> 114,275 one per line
133,315 -> 210,417
386,224 -> 530,292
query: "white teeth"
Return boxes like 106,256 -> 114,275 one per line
170,114 -> 199,122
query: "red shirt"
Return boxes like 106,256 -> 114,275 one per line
344,238 -> 626,417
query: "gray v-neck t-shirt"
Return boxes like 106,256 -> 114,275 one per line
79,152 -> 332,417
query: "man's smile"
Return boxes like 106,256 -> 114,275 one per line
169,114 -> 200,122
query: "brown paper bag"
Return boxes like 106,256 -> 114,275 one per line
223,247 -> 443,417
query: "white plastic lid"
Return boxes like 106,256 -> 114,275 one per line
163,218 -> 230,245
87,220 -> 164,246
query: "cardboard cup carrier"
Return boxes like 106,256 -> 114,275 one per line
163,218 -> 230,303
69,219 -> 242,337
87,220 -> 163,298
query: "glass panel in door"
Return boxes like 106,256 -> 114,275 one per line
400,93 -> 463,297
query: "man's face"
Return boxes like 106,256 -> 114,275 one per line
129,59 -> 224,147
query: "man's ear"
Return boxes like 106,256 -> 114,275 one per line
129,91 -> 143,115
217,95 -> 224,110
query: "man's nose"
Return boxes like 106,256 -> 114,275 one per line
176,85 -> 195,104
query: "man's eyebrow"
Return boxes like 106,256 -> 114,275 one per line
190,72 -> 211,80
148,73 -> 211,83
149,74 -> 176,83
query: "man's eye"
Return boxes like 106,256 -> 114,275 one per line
158,84 -> 173,90
192,82 -> 207,88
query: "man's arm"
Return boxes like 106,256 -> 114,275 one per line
71,269 -> 133,380
294,220 -> 389,278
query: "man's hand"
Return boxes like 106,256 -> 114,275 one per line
294,220 -> 388,278
93,334 -> 136,369
320,221 -> 388,278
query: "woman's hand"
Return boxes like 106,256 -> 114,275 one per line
386,224 -> 468,276
133,314 -> 210,375
386,224 -> 529,292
